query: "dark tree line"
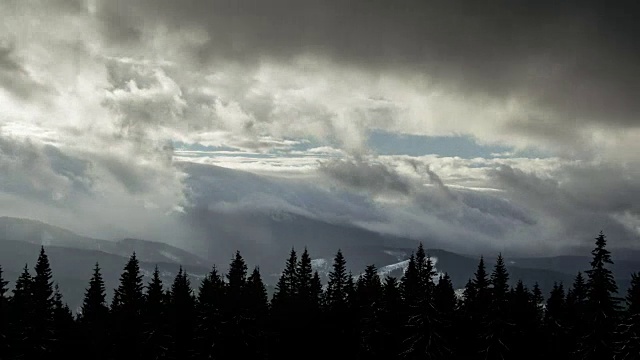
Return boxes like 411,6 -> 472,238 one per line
0,231 -> 639,359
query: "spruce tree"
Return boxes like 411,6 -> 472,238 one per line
9,264 -> 33,359
381,276 -> 402,359
509,280 -> 540,358
354,265 -> 384,360
578,231 -> 621,360
31,246 -> 55,357
545,282 -> 569,358
111,253 -> 145,358
270,248 -> 298,358
244,267 -> 269,359
434,273 -> 457,358
142,265 -> 169,360
0,265 -> 9,358
566,271 -> 588,355
325,250 -> 349,310
79,263 -> 109,360
167,267 -> 196,360
195,266 -> 225,360
482,254 -> 511,360
221,251 -> 249,359
52,284 -> 75,357
325,250 -> 355,357
402,244 -> 447,359
460,256 -> 490,359
616,273 -> 640,360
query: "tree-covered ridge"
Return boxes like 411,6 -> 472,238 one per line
0,232 -> 638,359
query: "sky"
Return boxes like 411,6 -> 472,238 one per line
1,0 -> 640,256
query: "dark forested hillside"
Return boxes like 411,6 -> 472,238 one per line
0,231 -> 638,359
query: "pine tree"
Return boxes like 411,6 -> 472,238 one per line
434,273 -> 457,358
270,248 -> 298,358
297,248 -> 316,307
482,254 -> 511,360
354,264 -> 384,360
272,248 -> 298,306
167,267 -> 196,360
111,253 -> 145,358
244,267 -> 269,359
31,246 -> 55,357
195,266 -> 225,360
9,264 -> 33,359
381,276 -> 402,359
531,282 -> 545,322
142,265 -> 169,360
509,280 -> 540,358
459,256 -> 490,359
325,250 -> 349,310
0,265 -> 10,358
545,282 -> 569,358
566,271 -> 588,355
401,244 -> 447,359
616,273 -> 640,360
221,251 -> 249,359
79,263 -> 109,360
578,231 -> 621,360
325,250 -> 355,357
52,284 -> 75,357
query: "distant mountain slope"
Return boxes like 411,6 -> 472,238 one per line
0,216 -> 209,266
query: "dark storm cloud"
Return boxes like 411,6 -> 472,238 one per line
319,158 -> 412,196
96,0 -> 640,130
488,163 -> 640,249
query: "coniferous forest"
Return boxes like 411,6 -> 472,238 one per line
1,231 -> 639,360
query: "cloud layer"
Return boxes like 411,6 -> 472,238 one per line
1,0 -> 639,255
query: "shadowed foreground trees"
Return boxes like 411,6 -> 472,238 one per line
0,232 -> 638,360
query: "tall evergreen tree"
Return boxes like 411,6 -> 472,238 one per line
459,256 -> 491,359
270,248 -> 298,358
9,264 -> 33,359
545,282 -> 569,358
482,254 -> 511,360
111,253 -> 145,358
0,265 -> 10,358
244,267 -> 269,359
509,280 -> 540,358
578,231 -> 621,360
142,265 -> 169,360
31,247 -> 55,357
167,267 -> 196,360
79,263 -> 109,360
381,276 -> 403,359
566,271 -> 588,356
221,251 -> 249,360
616,273 -> 640,360
195,266 -> 225,360
616,272 -> 640,360
325,250 -> 356,357
52,284 -> 75,357
434,273 -> 457,358
354,264 -> 384,360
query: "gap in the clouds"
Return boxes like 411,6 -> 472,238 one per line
367,130 -> 551,159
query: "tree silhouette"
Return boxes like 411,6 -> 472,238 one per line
616,272 -> 640,360
577,231 -> 621,360
0,265 -> 10,358
79,263 -> 109,360
142,265 -> 169,360
195,266 -> 225,359
31,247 -> 55,357
111,253 -> 145,359
167,267 -> 196,359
